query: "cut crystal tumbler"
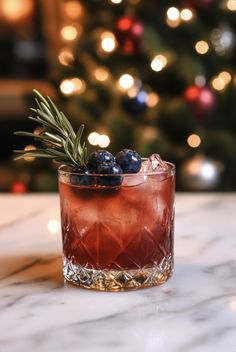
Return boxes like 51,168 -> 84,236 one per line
58,161 -> 175,291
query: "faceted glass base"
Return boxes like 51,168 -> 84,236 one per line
63,255 -> 173,291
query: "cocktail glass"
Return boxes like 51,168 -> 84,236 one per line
58,160 -> 175,291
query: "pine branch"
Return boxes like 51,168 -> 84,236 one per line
14,90 -> 87,167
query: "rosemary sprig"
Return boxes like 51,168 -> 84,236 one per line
14,89 -> 87,168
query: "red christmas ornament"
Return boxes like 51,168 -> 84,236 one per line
117,17 -> 133,31
184,85 -> 215,115
198,87 -> 215,113
131,22 -> 143,37
122,39 -> 135,54
116,16 -> 143,54
11,182 -> 27,193
184,85 -> 201,102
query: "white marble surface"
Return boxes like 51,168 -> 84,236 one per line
0,193 -> 236,352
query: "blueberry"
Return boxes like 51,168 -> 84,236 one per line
70,165 -> 95,186
115,149 -> 141,173
97,162 -> 123,186
87,150 -> 115,173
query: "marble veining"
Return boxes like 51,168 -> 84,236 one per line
0,193 -> 236,352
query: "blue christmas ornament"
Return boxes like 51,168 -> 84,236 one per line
122,89 -> 148,116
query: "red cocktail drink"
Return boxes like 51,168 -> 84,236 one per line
59,158 -> 175,291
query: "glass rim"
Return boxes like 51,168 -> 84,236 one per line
58,159 -> 175,177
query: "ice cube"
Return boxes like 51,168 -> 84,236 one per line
140,154 -> 169,173
122,174 -> 147,187
74,205 -> 99,225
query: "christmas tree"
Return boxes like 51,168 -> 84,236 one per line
11,0 -> 236,192
56,0 -> 236,191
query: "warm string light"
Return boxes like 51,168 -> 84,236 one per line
185,157 -> 217,181
88,132 -> 110,148
166,7 -> 193,27
226,0 -> 236,11
146,92 -> 159,108
166,17 -> 181,28
167,7 -> 180,21
151,55 -> 168,72
119,74 -> 134,89
180,8 -> 193,21
71,78 -> 86,93
195,40 -> 209,54
60,78 -> 86,95
61,25 -> 79,41
187,134 -> 201,148
24,145 -> 36,162
59,1 -> 83,76
110,0 -> 122,3
88,132 -> 100,146
211,77 -> 225,91
64,1 -> 83,19
94,67 -> 109,81
211,71 -> 232,91
58,48 -> 74,66
100,31 -> 117,52
219,71 -> 232,84
33,127 -> 44,136
60,79 -> 74,95
127,86 -> 139,98
0,0 -> 33,22
142,126 -> 159,140
99,135 -> 110,148
118,72 -> 159,108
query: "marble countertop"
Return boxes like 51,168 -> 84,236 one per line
0,193 -> 236,352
